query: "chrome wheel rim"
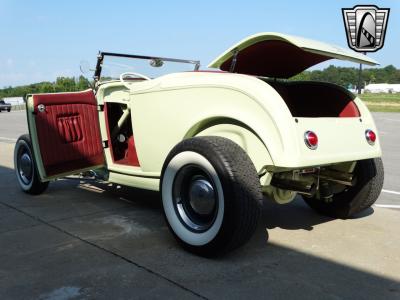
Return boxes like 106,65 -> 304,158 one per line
17,148 -> 33,185
172,165 -> 218,232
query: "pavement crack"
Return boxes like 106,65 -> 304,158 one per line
0,200 -> 208,300
0,223 -> 42,235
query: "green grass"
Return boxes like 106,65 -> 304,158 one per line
366,105 -> 400,112
358,92 -> 400,112
359,93 -> 400,103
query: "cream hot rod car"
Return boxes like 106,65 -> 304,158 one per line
15,33 -> 383,256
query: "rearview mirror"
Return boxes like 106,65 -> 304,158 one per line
150,58 -> 164,68
79,60 -> 92,74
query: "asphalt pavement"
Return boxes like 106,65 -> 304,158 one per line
0,110 -> 399,299
372,113 -> 400,206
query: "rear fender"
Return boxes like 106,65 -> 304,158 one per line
190,121 -> 273,174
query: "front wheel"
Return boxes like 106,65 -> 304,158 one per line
303,158 -> 384,218
7,108 -> 11,112
160,136 -> 262,257
14,134 -> 49,195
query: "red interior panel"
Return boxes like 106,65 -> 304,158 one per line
33,90 -> 104,176
111,136 -> 140,166
103,103 -> 140,167
220,40 -> 331,78
57,115 -> 83,143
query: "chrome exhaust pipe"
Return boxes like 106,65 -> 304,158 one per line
270,177 -> 316,197
317,169 -> 354,186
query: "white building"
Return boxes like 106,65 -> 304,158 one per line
364,84 -> 400,93
2,97 -> 24,106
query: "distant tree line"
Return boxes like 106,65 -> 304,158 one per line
291,65 -> 400,89
0,76 -> 91,98
1,65 -> 399,98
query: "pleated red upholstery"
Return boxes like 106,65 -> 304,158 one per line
33,90 -> 104,176
57,115 -> 83,143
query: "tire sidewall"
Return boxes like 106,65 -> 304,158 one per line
303,158 -> 384,218
162,151 -> 225,246
14,139 -> 34,191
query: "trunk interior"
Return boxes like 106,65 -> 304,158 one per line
263,80 -> 360,118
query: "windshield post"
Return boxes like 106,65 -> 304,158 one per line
94,52 -> 104,83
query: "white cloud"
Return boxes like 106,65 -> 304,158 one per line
6,58 -> 14,67
28,60 -> 37,68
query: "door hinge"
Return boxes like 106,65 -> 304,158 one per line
102,140 -> 109,148
97,104 -> 104,111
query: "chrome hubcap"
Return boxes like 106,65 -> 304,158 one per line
18,151 -> 33,185
173,165 -> 218,232
189,179 -> 216,215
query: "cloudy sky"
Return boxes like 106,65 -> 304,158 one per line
0,0 -> 399,87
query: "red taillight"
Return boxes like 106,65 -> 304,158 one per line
304,131 -> 318,150
365,129 -> 376,145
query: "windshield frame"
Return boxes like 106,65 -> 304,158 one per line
94,51 -> 200,82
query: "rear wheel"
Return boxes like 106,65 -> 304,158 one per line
7,108 -> 11,112
160,136 -> 262,256
14,134 -> 49,195
303,158 -> 384,218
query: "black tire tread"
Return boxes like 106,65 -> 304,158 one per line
349,158 -> 384,214
161,136 -> 262,256
303,158 -> 384,218
15,134 -> 49,195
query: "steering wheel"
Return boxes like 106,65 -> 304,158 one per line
120,72 -> 151,89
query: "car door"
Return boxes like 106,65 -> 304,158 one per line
28,89 -> 105,180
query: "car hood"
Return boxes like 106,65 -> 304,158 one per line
208,32 -> 378,78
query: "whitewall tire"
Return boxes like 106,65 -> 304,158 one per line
162,151 -> 225,246
160,136 -> 262,256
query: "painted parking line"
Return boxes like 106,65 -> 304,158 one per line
0,137 -> 17,142
382,189 -> 400,196
385,118 -> 400,123
375,204 -> 400,209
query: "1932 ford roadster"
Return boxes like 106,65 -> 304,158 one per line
15,33 -> 384,256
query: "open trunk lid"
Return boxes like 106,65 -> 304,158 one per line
208,32 -> 378,78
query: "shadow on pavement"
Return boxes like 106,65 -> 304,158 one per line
0,163 -> 399,299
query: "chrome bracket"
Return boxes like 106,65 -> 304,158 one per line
229,48 -> 239,73
37,104 -> 46,113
